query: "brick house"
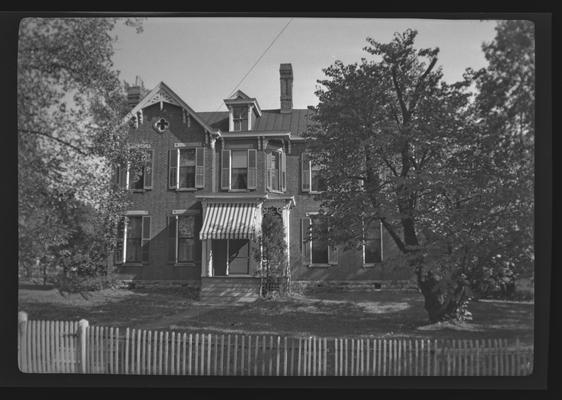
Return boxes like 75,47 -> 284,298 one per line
115,63 -> 413,295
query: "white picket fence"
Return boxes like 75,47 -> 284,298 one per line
17,313 -> 533,376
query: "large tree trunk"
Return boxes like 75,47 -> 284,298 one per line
401,217 -> 472,323
416,268 -> 473,323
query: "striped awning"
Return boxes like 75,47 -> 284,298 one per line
199,202 -> 258,240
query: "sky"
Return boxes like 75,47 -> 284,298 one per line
111,17 -> 499,112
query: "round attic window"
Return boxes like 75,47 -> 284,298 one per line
153,118 -> 169,133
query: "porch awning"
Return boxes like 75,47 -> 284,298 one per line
199,202 -> 258,240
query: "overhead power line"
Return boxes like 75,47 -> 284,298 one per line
215,18 -> 294,111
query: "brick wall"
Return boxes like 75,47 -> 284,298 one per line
120,102 -> 411,284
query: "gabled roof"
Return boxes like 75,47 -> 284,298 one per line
223,89 -> 262,116
227,90 -> 252,100
125,81 -> 219,134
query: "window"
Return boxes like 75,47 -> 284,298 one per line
228,239 -> 250,275
115,148 -> 153,191
311,164 -> 326,192
168,214 -> 198,264
169,147 -> 205,190
221,149 -> 257,191
266,150 -> 286,192
363,221 -> 383,266
231,149 -> 248,189
311,215 -> 329,264
301,153 -> 326,193
271,152 -> 280,191
301,214 -> 338,266
115,215 -> 151,265
232,106 -> 248,131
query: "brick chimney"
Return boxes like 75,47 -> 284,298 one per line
127,76 -> 144,109
127,86 -> 142,110
280,63 -> 293,113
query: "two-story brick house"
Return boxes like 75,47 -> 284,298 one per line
116,63 -> 413,295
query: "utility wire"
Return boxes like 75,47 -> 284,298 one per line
214,18 -> 294,112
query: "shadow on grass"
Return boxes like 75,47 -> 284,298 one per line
18,287 -> 533,343
18,283 -> 56,291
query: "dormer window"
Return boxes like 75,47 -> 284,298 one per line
232,106 -> 248,131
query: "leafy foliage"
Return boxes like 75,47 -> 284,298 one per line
253,209 -> 289,297
306,24 -> 534,322
18,18 -> 144,287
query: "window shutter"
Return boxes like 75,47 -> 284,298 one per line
168,216 -> 177,263
141,215 -> 151,263
195,147 -> 205,188
379,222 -> 383,262
328,223 -> 338,265
122,216 -> 129,264
301,153 -> 310,192
221,149 -> 231,191
115,165 -> 126,189
328,245 -> 339,265
301,217 -> 311,264
169,149 -> 177,189
114,217 -> 125,265
143,149 -> 153,190
247,149 -> 257,189
125,162 -> 131,190
281,151 -> 287,192
266,153 -> 272,191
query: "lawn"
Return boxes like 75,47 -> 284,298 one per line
18,285 -> 534,345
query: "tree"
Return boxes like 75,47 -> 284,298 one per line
459,20 -> 535,298
305,28 -> 507,323
253,209 -> 289,297
18,17 -> 144,287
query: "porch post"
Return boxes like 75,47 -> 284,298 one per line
201,239 -> 213,277
282,206 -> 291,273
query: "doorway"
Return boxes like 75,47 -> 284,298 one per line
211,239 -> 250,276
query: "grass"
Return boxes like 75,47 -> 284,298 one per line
18,285 -> 534,345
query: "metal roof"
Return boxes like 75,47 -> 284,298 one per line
197,108 -> 314,137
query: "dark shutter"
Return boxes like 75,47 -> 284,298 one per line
281,151 -> 287,192
221,149 -> 231,191
301,217 -> 311,264
143,149 -> 153,190
301,153 -> 310,192
169,149 -> 177,189
247,149 -> 257,189
141,216 -> 151,263
195,147 -> 205,188
114,217 -> 125,265
168,216 -> 177,263
266,153 -> 272,191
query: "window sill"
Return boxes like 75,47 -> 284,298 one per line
175,188 -> 198,192
172,262 -> 198,267
307,263 -> 333,268
229,189 -> 252,192
130,189 -> 151,193
119,263 -> 144,267
362,263 -> 380,268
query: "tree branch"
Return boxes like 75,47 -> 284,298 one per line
380,217 -> 407,253
408,57 -> 438,112
391,66 -> 409,121
381,156 -> 399,177
19,129 -> 89,156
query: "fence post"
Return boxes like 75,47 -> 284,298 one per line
77,319 -> 89,374
18,311 -> 28,372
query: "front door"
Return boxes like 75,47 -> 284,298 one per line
228,239 -> 250,275
211,239 -> 250,276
